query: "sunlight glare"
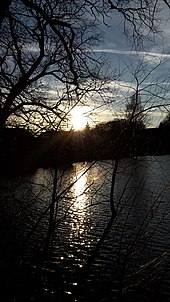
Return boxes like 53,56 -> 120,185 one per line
74,168 -> 87,210
69,166 -> 88,237
71,107 -> 88,131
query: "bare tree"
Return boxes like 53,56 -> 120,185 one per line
0,0 -> 168,132
0,0 -> 107,130
1,2 -> 170,301
125,92 -> 145,127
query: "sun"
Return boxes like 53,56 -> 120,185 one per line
70,107 -> 88,131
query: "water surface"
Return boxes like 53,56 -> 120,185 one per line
0,156 -> 170,301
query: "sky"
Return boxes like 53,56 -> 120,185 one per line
43,4 -> 170,131
84,5 -> 170,128
3,1 -> 170,132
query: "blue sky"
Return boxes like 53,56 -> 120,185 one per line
45,5 -> 170,130
86,6 -> 170,128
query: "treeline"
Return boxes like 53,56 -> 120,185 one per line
37,120 -> 170,167
1,119 -> 170,176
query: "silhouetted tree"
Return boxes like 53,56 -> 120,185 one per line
1,2 -> 170,302
0,0 -> 108,131
0,0 -> 168,132
159,112 -> 170,129
125,93 -> 145,129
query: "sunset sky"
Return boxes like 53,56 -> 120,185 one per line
42,4 -> 170,131
72,6 -> 170,129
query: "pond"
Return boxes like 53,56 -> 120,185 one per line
0,155 -> 170,301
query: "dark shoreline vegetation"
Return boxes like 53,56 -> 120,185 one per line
1,120 -> 170,176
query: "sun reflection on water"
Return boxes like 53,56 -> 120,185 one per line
63,162 -> 108,269
69,165 -> 88,237
74,168 -> 87,210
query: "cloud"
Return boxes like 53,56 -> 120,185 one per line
92,48 -> 170,64
108,80 -> 136,91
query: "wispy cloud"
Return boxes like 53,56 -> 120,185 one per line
92,48 -> 170,64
